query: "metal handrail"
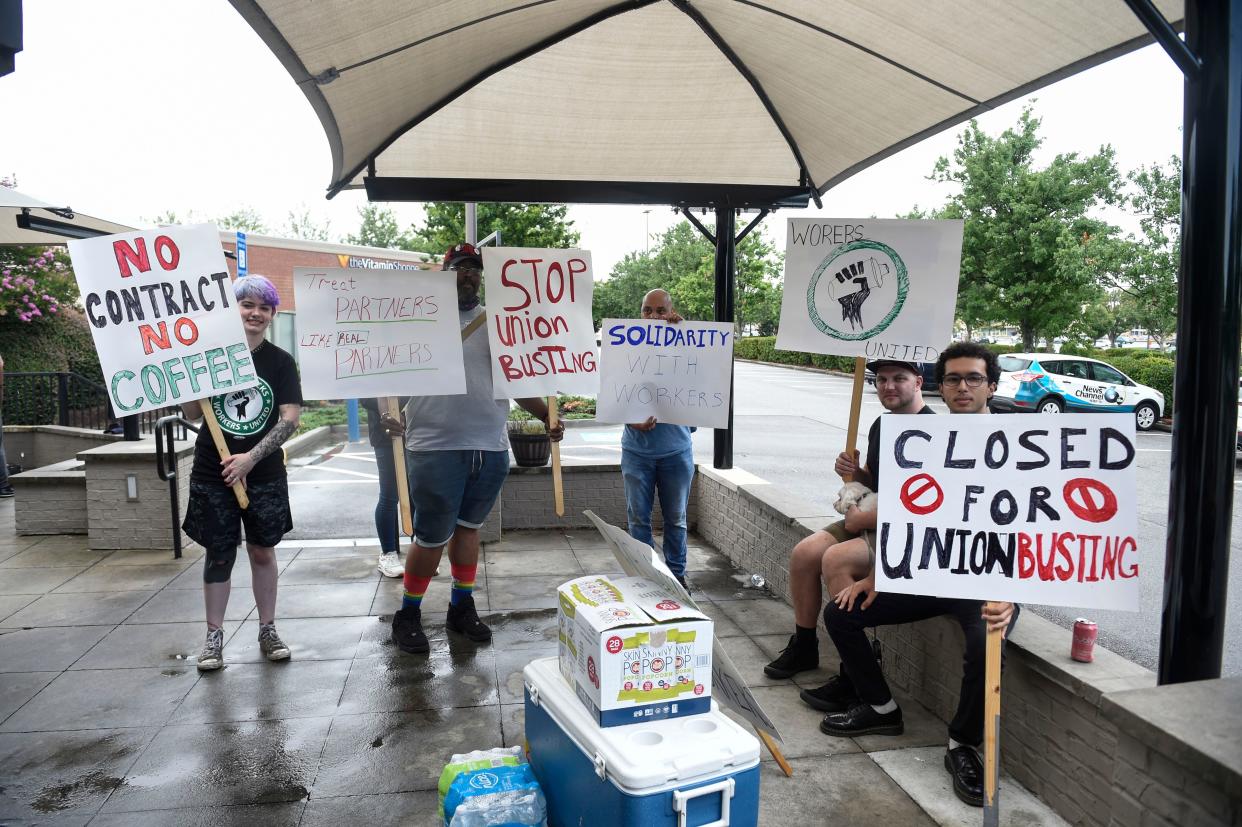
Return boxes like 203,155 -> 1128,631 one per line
155,414 -> 200,559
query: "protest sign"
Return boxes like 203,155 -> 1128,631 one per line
583,511 -> 782,742
67,223 -> 258,417
595,319 -> 734,428
777,218 -> 963,362
292,267 -> 466,400
481,247 -> 598,398
875,413 -> 1140,611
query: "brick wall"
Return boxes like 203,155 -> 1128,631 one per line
2,426 -> 121,471
13,468 -> 88,535
81,440 -> 195,551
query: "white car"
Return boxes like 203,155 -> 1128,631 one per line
993,353 -> 1165,431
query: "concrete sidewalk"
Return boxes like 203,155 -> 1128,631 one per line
0,498 -> 1066,826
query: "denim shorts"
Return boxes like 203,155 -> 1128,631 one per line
407,449 -> 509,548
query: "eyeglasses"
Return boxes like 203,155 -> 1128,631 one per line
941,374 -> 989,388
450,266 -> 482,276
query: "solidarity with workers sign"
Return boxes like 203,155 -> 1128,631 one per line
875,414 -> 1140,611
67,224 -> 259,417
776,219 -> 963,362
595,319 -> 734,428
482,247 -> 598,398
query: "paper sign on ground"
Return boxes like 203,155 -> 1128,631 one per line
482,247 -> 598,398
875,414 -> 1140,611
292,267 -> 466,400
67,223 -> 258,417
584,510 -> 782,740
595,319 -> 734,428
777,218 -> 963,362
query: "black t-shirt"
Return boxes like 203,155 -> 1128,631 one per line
864,406 -> 935,493
191,342 -> 302,485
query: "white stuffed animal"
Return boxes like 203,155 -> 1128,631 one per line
833,481 -> 878,516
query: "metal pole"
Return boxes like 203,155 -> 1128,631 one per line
1159,0 -> 1242,684
347,399 -> 360,442
713,207 -> 736,469
56,373 -> 69,426
465,203 -> 477,245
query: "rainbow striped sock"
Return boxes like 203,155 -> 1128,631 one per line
450,563 -> 477,607
402,573 -> 430,612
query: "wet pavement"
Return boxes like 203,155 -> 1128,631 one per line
0,495 -> 1068,826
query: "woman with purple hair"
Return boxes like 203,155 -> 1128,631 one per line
179,274 -> 303,671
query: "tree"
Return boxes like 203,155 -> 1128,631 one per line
283,205 -> 332,241
145,209 -> 201,226
347,204 -> 416,250
213,207 -> 268,234
407,202 -> 580,256
930,108 -> 1121,350
1122,156 -> 1180,345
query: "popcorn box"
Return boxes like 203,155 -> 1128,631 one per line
557,574 -> 713,727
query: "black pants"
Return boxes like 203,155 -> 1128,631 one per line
824,593 -> 1007,746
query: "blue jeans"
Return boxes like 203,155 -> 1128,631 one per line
621,448 -> 695,577
406,450 -> 509,548
371,430 -> 401,553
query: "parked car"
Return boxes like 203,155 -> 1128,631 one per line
993,353 -> 1164,431
864,361 -> 939,392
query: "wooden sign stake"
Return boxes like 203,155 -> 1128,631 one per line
385,396 -> 413,537
199,402 -> 249,509
843,356 -> 867,481
548,396 -> 564,516
983,602 -> 1004,827
756,727 -> 793,777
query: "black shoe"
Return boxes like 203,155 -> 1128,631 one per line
763,633 -> 819,679
392,607 -> 429,654
944,746 -> 984,807
674,574 -> 691,594
446,595 -> 492,643
0,486 -> 14,499
799,674 -> 859,713
819,702 -> 904,737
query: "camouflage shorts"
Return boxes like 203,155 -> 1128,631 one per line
182,477 -> 293,552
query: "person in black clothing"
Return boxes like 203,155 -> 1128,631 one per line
180,274 -> 303,672
817,342 -> 1018,808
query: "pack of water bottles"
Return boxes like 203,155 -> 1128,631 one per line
438,745 -> 547,827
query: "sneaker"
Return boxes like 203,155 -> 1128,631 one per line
392,606 -> 430,653
799,674 -> 859,713
377,551 -> 404,578
819,702 -> 904,737
945,746 -> 985,807
763,633 -> 819,679
258,623 -> 291,661
0,485 -> 14,499
446,594 -> 492,643
197,627 -> 224,671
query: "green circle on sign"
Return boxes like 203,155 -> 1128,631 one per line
212,380 -> 275,437
805,239 -> 909,341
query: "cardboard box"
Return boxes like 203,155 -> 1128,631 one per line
557,575 -> 713,727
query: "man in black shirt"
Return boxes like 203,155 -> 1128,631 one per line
180,274 -> 303,672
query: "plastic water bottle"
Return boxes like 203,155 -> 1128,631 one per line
448,788 -> 547,827
750,573 -> 766,589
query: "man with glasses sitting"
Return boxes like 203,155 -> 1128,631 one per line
816,341 -> 1018,809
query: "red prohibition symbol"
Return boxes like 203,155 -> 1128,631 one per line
900,473 -> 944,515
1062,478 -> 1118,523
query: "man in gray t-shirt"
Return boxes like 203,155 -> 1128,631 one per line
383,243 -> 564,655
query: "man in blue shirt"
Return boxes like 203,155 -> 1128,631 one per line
621,289 -> 695,589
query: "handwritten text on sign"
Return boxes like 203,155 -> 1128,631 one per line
776,218 -> 963,362
67,223 -> 258,417
292,267 -> 465,400
876,413 -> 1140,611
596,319 -> 733,428
482,247 -> 598,398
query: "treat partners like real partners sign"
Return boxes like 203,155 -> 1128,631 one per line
292,267 -> 465,400
777,218 -> 964,361
875,414 -> 1140,611
482,247 -> 597,398
595,319 -> 734,428
67,224 -> 258,417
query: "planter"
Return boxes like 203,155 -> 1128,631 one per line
508,432 -> 551,467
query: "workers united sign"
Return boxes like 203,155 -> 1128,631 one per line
68,224 -> 258,417
776,219 -> 963,361
875,414 -> 1140,611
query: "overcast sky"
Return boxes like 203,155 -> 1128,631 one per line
1,2 -> 1184,276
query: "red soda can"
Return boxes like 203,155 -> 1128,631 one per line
1071,618 -> 1098,662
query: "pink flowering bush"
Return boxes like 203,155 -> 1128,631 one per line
0,246 -> 78,324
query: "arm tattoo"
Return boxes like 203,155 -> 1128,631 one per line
249,417 -> 297,463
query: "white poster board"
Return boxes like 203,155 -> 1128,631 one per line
875,414 -> 1140,611
584,511 -> 782,740
481,247 -> 598,398
777,218 -> 963,362
292,267 -> 466,400
67,223 -> 258,417
595,319 -> 734,428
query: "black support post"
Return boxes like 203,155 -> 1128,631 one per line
1159,0 -> 1242,684
713,206 -> 736,470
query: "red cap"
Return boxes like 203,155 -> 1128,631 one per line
443,242 -> 483,269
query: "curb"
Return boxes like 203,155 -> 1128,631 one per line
285,425 -> 332,460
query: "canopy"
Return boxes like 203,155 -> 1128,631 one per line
1,187 -> 135,245
230,0 -> 1182,207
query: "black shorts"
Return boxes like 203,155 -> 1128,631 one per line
182,477 -> 293,551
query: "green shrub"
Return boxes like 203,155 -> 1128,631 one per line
735,336 -> 856,372
0,309 -> 105,425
